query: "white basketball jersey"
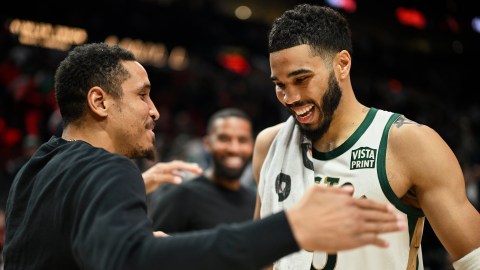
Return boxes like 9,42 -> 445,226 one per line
259,108 -> 425,270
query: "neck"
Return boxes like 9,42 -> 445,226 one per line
61,126 -> 82,142
205,169 -> 241,191
61,124 -> 114,153
312,101 -> 367,152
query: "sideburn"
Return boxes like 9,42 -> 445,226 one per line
302,73 -> 342,141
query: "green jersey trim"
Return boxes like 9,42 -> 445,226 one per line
312,107 -> 378,160
377,113 -> 424,217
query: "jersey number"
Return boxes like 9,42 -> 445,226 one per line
311,253 -> 337,270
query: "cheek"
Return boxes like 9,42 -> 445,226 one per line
127,106 -> 148,125
275,91 -> 286,104
211,142 -> 229,152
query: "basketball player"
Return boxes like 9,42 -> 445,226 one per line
253,4 -> 480,270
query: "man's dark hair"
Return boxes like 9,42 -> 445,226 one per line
268,4 -> 353,60
54,43 -> 136,126
206,108 -> 252,134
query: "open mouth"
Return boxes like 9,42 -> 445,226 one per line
223,156 -> 243,169
292,104 -> 314,123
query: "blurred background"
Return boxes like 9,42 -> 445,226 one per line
1,0 -> 479,269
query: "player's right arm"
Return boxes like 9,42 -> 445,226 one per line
252,123 -> 284,270
253,123 -> 284,221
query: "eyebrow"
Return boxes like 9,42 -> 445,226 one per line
270,68 -> 312,81
139,82 -> 151,91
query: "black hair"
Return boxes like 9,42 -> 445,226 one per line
206,108 -> 252,134
268,4 -> 352,61
54,43 -> 136,126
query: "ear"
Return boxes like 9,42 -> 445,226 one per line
203,135 -> 213,153
87,87 -> 109,118
334,50 -> 351,80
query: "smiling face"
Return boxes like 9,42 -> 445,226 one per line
108,60 -> 160,159
270,44 -> 342,141
204,116 -> 254,181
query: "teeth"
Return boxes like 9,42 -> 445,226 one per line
224,157 -> 243,168
294,104 -> 314,116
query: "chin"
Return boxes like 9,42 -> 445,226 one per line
143,148 -> 156,160
128,146 -> 155,160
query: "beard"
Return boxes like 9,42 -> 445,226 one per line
125,122 -> 157,160
294,72 -> 342,141
128,147 -> 156,160
212,155 -> 250,181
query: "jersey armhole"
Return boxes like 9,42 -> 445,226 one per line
377,113 -> 424,217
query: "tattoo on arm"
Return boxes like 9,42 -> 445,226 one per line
394,115 -> 422,128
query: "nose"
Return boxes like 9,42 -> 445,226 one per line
228,138 -> 249,154
227,139 -> 241,152
282,87 -> 300,104
149,100 -> 160,121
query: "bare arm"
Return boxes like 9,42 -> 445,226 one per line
387,118 -> 480,261
252,124 -> 285,270
253,123 -> 284,220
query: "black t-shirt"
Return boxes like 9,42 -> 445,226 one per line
3,136 -> 298,270
149,176 -> 256,232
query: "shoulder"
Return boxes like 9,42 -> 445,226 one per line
72,141 -> 136,167
91,152 -> 141,181
252,122 -> 285,183
184,175 -> 210,187
254,122 -> 285,158
165,176 -> 209,195
150,181 -> 193,209
387,115 -> 461,186
61,146 -> 147,211
388,115 -> 449,156
242,186 -> 258,199
71,144 -> 143,191
256,122 -> 285,145
62,142 -> 140,179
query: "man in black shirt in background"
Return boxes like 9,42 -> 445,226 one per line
149,108 -> 256,232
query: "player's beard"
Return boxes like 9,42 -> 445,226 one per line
212,155 -> 250,181
296,71 -> 342,142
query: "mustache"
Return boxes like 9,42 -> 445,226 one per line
146,120 -> 156,130
286,101 -> 310,109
